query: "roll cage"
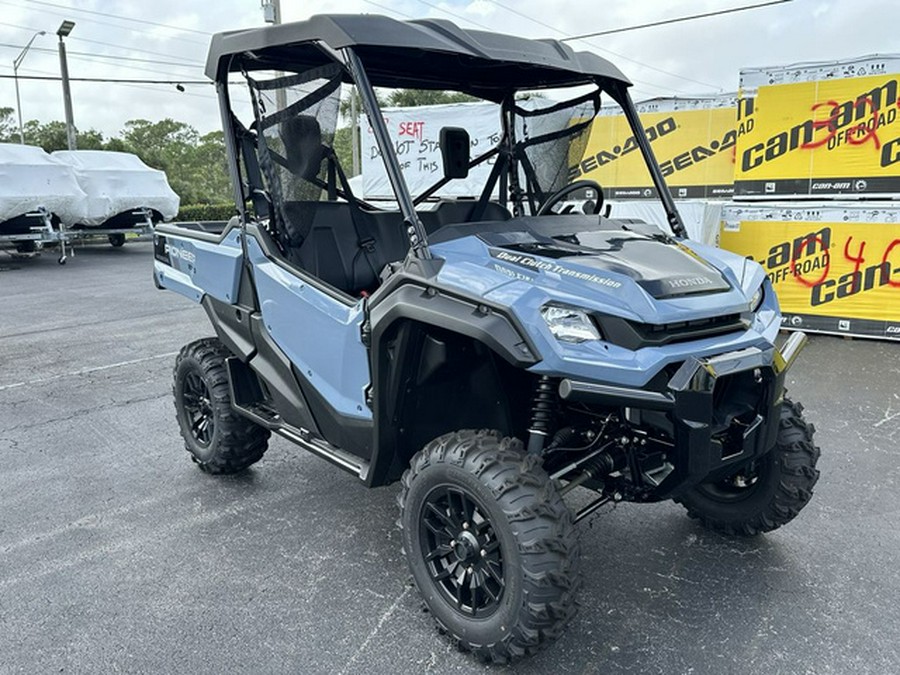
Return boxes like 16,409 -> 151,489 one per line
208,13 -> 687,263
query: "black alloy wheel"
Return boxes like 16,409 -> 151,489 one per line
694,462 -> 763,502
419,485 -> 505,617
180,370 -> 214,446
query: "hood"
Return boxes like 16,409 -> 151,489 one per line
422,215 -> 778,386
427,215 -> 767,327
483,228 -> 732,299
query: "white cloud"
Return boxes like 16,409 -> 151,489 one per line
0,0 -> 897,138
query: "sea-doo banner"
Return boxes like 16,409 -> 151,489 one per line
570,96 -> 739,200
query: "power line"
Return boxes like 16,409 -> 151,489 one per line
414,0 -> 496,31
360,0 -> 417,20
371,0 -> 707,96
0,42 -> 204,70
0,20 -> 205,63
0,73 -> 210,84
0,2 -> 209,47
413,0 -> 693,94
0,69 -> 242,87
480,0 -> 719,93
562,0 -> 792,41
22,0 -> 213,36
0,71 -> 220,103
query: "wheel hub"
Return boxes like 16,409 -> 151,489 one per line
453,530 -> 479,562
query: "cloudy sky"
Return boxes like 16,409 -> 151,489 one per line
1,0 -> 897,139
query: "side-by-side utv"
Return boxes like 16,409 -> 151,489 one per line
153,15 -> 820,663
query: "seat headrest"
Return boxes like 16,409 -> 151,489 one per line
280,114 -> 323,180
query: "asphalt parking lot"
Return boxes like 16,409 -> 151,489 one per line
1,241 -> 898,674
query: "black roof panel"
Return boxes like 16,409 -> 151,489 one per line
206,14 -> 630,96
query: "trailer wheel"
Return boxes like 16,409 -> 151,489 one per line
398,430 -> 581,663
173,338 -> 270,474
676,398 -> 820,536
108,233 -> 126,247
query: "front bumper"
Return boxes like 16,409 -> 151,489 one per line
558,332 -> 808,497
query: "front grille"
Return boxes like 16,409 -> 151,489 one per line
594,313 -> 747,351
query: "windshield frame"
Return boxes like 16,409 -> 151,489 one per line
344,46 -> 687,253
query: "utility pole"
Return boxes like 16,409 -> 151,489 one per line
261,1 -> 286,112
261,0 -> 280,23
57,20 -> 76,150
351,92 -> 360,176
13,30 -> 46,144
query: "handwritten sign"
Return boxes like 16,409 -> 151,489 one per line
361,101 -> 502,199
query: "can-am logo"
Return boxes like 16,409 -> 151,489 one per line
165,243 -> 196,264
741,79 -> 899,172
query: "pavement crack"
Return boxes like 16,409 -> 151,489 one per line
3,392 -> 169,433
337,585 -> 412,675
0,306 -> 196,342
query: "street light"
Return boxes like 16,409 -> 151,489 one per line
13,30 -> 47,144
56,20 -> 76,150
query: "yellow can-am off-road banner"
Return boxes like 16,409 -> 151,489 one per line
569,96 -> 738,200
734,55 -> 900,198
719,204 -> 900,340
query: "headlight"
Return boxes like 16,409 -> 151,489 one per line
540,305 -> 601,343
749,286 -> 764,312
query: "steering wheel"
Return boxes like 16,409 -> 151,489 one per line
537,180 -> 604,216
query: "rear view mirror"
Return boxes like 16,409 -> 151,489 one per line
440,127 -> 470,179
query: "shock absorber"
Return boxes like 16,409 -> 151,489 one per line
526,375 -> 556,454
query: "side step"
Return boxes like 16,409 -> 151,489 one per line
226,357 -> 369,480
275,426 -> 369,479
234,399 -> 369,480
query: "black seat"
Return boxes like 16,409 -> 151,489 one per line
282,200 -> 511,296
272,115 -> 409,295
274,115 -> 511,295
283,201 -> 409,295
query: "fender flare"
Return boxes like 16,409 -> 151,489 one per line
365,279 -> 541,486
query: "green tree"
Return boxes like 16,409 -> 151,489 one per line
333,126 -> 353,176
0,107 -> 17,143
103,137 -> 129,153
386,89 -> 479,107
21,119 -> 109,152
185,131 -> 231,204
23,120 -> 68,151
77,129 -> 106,150
119,118 -> 202,202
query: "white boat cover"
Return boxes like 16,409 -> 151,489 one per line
0,143 -> 88,225
52,150 -> 180,226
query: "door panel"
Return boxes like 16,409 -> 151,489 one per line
246,236 -> 372,421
